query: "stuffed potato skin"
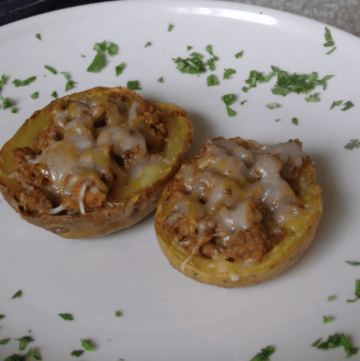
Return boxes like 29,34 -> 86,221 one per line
154,137 -> 323,288
0,87 -> 193,238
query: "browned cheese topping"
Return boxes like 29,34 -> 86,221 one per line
162,137 -> 307,263
11,91 -> 167,216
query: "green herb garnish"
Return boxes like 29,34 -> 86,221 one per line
168,23 -> 174,32
305,92 -> 321,102
292,117 -> 299,125
266,103 -> 281,109
59,313 -> 73,321
328,295 -> 336,301
13,76 -> 36,87
36,33 -> 41,40
323,316 -> 334,324
51,91 -> 58,98
12,290 -> 22,299
326,47 -> 337,55
312,333 -> 358,358
115,62 -> 126,76
235,50 -> 244,58
205,45 -> 214,56
207,74 -> 219,86
127,81 -> 141,90
157,77 -> 164,83
18,336 -> 33,350
250,346 -> 275,361
11,107 -> 18,113
60,72 -> 76,91
345,139 -> 360,150
81,339 -> 96,352
145,41 -> 152,48
330,100 -> 342,109
347,280 -> 360,303
115,311 -> 122,317
30,92 -> 39,99
87,41 -> 118,73
226,106 -> 236,117
324,27 -> 335,47
71,350 -> 84,357
346,261 -> 360,266
223,68 -> 236,80
0,315 -> 5,319
342,101 -> 354,111
0,74 -> 7,90
275,119 -> 281,122
0,338 -> 10,345
44,65 -> 57,75
221,94 -> 236,117
187,46 -> 193,51
240,100 -> 247,105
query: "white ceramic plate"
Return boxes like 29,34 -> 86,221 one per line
1,1 -> 360,360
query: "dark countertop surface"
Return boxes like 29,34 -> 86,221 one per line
1,0 -> 360,38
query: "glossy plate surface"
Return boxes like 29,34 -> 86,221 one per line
0,1 -> 359,360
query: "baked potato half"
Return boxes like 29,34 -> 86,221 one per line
0,87 -> 193,238
155,137 -> 323,288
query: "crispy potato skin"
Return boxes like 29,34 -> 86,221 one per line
0,87 -> 193,238
154,137 -> 323,288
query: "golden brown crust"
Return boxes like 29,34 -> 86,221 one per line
154,136 -> 323,288
0,87 -> 193,238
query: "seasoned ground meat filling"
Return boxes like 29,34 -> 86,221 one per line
12,92 -> 167,216
162,137 -> 306,262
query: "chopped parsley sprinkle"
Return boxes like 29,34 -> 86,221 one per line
12,290 -> 22,299
221,94 -> 236,117
305,92 -> 321,102
326,47 -> 337,55
323,316 -> 334,324
30,92 -> 39,99
342,101 -> 354,111
59,313 -> 73,321
328,295 -> 336,301
87,41 -> 118,73
235,50 -> 244,58
0,315 -> 5,319
145,41 -> 152,48
187,46 -> 193,51
168,23 -> 174,32
205,45 -> 214,56
115,62 -> 126,76
207,74 -> 219,86
60,72 -> 76,91
292,117 -> 299,125
240,100 -> 247,105
51,91 -> 58,98
330,100 -> 342,109
127,80 -> 141,90
345,139 -> 360,150
13,76 -> 36,87
0,74 -> 7,90
36,33 -> 41,40
266,103 -> 281,109
44,65 -> 57,75
346,261 -> 360,266
223,68 -> 236,79
222,94 -> 235,106
312,333 -> 358,358
18,336 -> 34,350
71,350 -> 84,357
275,119 -> 281,122
324,27 -> 336,53
250,346 -> 275,361
157,77 -> 164,83
115,311 -> 122,317
0,338 -> 10,345
347,279 -> 360,303
11,107 -> 18,113
81,339 -> 96,352
1,97 -> 12,109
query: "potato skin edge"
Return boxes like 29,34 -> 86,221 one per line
0,87 -> 193,239
154,139 -> 323,288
